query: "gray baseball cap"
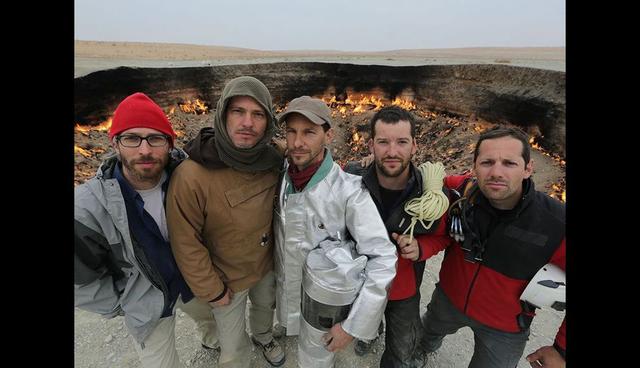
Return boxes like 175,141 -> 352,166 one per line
277,96 -> 333,127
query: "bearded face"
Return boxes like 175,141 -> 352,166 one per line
113,127 -> 171,190
369,120 -> 416,179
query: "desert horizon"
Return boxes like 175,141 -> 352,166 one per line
74,40 -> 565,77
75,40 -> 565,60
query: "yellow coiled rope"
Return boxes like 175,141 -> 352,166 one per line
402,161 -> 449,242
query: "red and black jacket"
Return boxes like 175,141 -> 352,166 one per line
431,174 -> 566,354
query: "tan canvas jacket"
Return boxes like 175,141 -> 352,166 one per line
166,158 -> 278,302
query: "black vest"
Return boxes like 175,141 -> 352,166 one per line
460,179 -> 565,280
344,162 -> 449,287
344,162 -> 447,236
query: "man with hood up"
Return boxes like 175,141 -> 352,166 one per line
166,76 -> 285,368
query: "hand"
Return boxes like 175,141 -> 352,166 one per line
271,137 -> 287,155
392,232 -> 419,261
322,323 -> 354,352
526,345 -> 565,368
209,288 -> 233,308
360,153 -> 374,168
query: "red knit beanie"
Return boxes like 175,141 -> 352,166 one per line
109,92 -> 177,144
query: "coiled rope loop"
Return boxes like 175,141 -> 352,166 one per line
402,161 -> 449,242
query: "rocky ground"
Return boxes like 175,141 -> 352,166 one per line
74,100 -> 565,367
74,251 -> 565,368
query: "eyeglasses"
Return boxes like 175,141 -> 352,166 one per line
117,134 -> 170,148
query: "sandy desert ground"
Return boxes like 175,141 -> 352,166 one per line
75,252 -> 564,368
74,41 -> 566,368
74,41 -> 564,77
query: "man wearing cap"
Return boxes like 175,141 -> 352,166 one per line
74,92 -> 218,368
273,96 -> 397,367
166,76 -> 285,368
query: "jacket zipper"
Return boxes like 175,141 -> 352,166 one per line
105,173 -> 172,314
463,263 -> 482,314
131,236 -> 171,311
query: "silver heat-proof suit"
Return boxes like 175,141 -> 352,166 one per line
273,151 -> 397,366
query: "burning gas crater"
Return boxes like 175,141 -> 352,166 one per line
74,99 -> 207,157
75,95 -> 565,202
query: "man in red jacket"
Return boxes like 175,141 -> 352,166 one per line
420,126 -> 566,368
343,106 -> 450,368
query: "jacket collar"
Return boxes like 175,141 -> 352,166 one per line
362,162 -> 422,210
113,163 -> 144,205
472,177 -> 535,218
284,148 -> 334,193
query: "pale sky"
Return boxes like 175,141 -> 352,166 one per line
74,0 -> 565,52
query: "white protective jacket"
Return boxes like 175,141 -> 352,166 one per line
274,150 -> 398,340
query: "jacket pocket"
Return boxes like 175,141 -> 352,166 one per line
225,175 -> 277,210
223,175 -> 278,247
306,214 -> 336,249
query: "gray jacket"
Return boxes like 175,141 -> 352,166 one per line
74,149 -> 187,344
274,151 -> 398,340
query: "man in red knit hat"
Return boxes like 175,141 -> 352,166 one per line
75,92 -> 218,368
